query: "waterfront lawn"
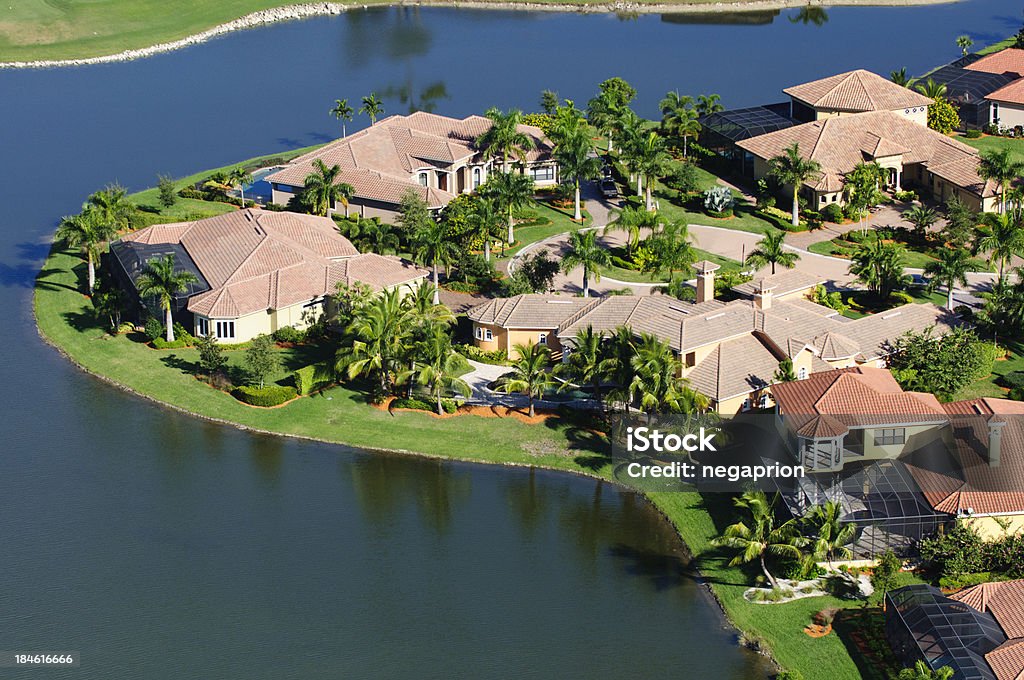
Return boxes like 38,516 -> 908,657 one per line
958,133 -> 1024,167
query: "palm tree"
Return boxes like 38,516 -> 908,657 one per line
358,219 -> 400,255
409,327 -> 471,415
340,288 -> 410,395
330,98 -> 354,137
956,34 -> 973,56
602,325 -> 638,411
549,100 -> 587,144
978,212 -> 1024,281
925,247 -> 971,310
745,231 -> 799,275
496,342 -> 555,417
634,131 -> 672,211
850,240 -> 910,299
616,108 -> 647,194
903,204 -> 939,239
480,171 -> 535,244
553,128 -> 601,221
466,197 -> 505,262
229,167 -> 253,206
696,93 -> 724,117
135,254 -> 198,343
86,185 -> 134,232
629,333 -> 707,418
607,205 -> 657,256
915,78 -> 948,100
805,501 -> 856,570
978,148 -> 1024,213
896,661 -> 954,680
302,159 -> 355,217
359,93 -> 385,125
659,91 -> 700,157
560,229 -> 610,298
412,219 -> 458,305
55,210 -> 117,295
475,107 -> 535,173
890,67 -> 916,89
586,90 -> 622,154
711,490 -> 808,589
647,218 -> 697,277
557,326 -> 606,402
767,143 -> 821,227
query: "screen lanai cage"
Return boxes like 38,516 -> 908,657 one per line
777,459 -> 951,558
886,585 -> 1006,680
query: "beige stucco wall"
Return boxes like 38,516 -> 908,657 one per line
856,423 -> 945,460
473,324 -> 562,359
965,514 -> 1024,540
992,102 -> 1024,130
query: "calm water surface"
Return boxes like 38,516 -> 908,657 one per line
0,1 -> 1013,676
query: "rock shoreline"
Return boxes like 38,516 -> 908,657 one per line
1,0 -> 957,70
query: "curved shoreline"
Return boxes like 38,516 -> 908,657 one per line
1,0 -> 957,70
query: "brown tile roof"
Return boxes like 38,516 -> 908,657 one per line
466,294 -> 598,329
122,209 -> 425,319
835,304 -> 957,361
266,111 -> 553,207
985,78 -> 1024,106
731,269 -> 824,298
953,581 -> 1024,639
688,334 -> 781,401
783,69 -> 933,112
986,639 -> 1024,680
966,48 -> 1024,77
737,111 -> 1000,198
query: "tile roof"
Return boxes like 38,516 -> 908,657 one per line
783,69 -> 933,112
985,638 -> 1024,680
985,78 -> 1024,106
266,111 -> 553,207
731,269 -> 824,298
833,304 -> 957,361
952,580 -> 1024,680
687,334 -> 782,401
466,294 -> 599,329
737,110 -> 1000,198
121,209 -> 425,318
966,48 -> 1024,77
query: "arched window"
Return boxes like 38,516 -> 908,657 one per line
418,172 -> 428,187
472,168 -> 481,189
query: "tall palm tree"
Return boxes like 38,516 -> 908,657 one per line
549,100 -> 587,144
55,210 -> 117,295
557,326 -> 606,402
978,211 -> 1024,281
711,490 -> 808,589
475,107 -> 535,173
86,185 -> 134,232
340,288 -> 410,395
407,326 -> 471,415
696,93 -> 724,117
359,93 -> 385,125
915,78 -> 948,100
412,219 -> 458,305
956,34 -> 974,56
659,91 -> 700,157
978,148 -> 1024,213
850,240 -> 910,298
135,254 -> 198,343
924,247 -> 971,310
229,167 -> 253,206
607,205 -> 657,256
330,98 -> 354,137
805,501 -> 856,570
586,90 -> 622,154
767,143 -> 822,227
890,67 -> 915,89
466,197 -> 505,262
480,171 -> 535,244
745,230 -> 799,275
560,228 -> 610,298
633,131 -> 672,211
553,128 -> 601,221
903,204 -> 939,239
629,333 -> 707,418
302,159 -> 355,217
496,342 -> 555,417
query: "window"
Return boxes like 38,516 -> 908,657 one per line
418,173 -> 428,187
538,333 -> 547,345
529,166 -> 555,182
873,428 -> 906,446
741,398 -> 751,412
684,351 -> 696,367
797,366 -> 808,380
475,326 -> 483,340
759,393 -> 770,409
215,320 -> 235,340
484,329 -> 493,342
196,317 -> 209,337
992,102 -> 1000,123
472,168 -> 481,189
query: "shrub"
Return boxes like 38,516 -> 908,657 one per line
195,334 -> 227,375
144,317 -> 164,341
172,322 -> 194,345
665,162 -> 702,194
443,281 -> 481,294
939,572 -> 995,591
872,549 -> 903,594
391,397 -> 433,411
157,174 -> 177,209
964,129 -> 983,139
178,187 -> 205,200
231,385 -> 297,407
821,203 -> 844,223
272,326 -> 305,344
152,336 -> 190,349
703,185 -> 734,215
454,343 -> 508,365
292,362 -> 335,395
263,202 -> 286,212
116,321 -> 136,335
918,522 -> 988,576
999,371 -> 1024,391
822,573 -> 862,599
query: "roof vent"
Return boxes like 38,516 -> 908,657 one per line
705,312 -> 726,321
881,311 -> 902,320
546,300 -> 575,304
668,305 -> 693,315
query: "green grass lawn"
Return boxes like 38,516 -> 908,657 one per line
501,199 -> 592,258
596,247 -> 742,284
808,235 -> 991,272
954,337 -> 1024,401
38,238 -> 895,680
958,133 -> 1024,167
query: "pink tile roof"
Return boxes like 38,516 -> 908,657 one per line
123,209 -> 426,318
985,78 -> 1024,106
783,69 -> 932,112
966,48 -> 1024,77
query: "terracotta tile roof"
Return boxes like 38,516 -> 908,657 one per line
122,209 -> 425,319
985,78 -> 1024,106
966,48 -> 1024,77
737,110 -> 1000,199
731,269 -> 824,298
797,414 -> 850,438
687,334 -> 781,401
953,581 -> 1024,639
266,111 -> 553,207
986,639 -> 1024,680
783,69 -> 933,112
466,294 -> 598,329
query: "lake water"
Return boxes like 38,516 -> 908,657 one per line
0,1 -> 1014,676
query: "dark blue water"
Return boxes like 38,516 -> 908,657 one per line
0,2 -> 1014,677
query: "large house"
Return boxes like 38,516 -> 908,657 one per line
111,209 -> 427,342
467,262 -> 955,414
265,111 -> 557,223
783,68 -> 933,124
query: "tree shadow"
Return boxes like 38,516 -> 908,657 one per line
62,309 -> 102,332
832,608 -> 893,680
159,353 -> 197,376
33,267 -> 81,293
608,542 -> 694,592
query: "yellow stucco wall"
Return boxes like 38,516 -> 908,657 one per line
965,515 -> 1024,540
473,324 -> 561,359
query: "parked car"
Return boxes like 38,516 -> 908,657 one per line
600,179 -> 618,198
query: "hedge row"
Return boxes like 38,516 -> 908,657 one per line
293,362 -> 335,396
392,397 -> 458,414
454,343 -> 508,365
231,385 -> 297,407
